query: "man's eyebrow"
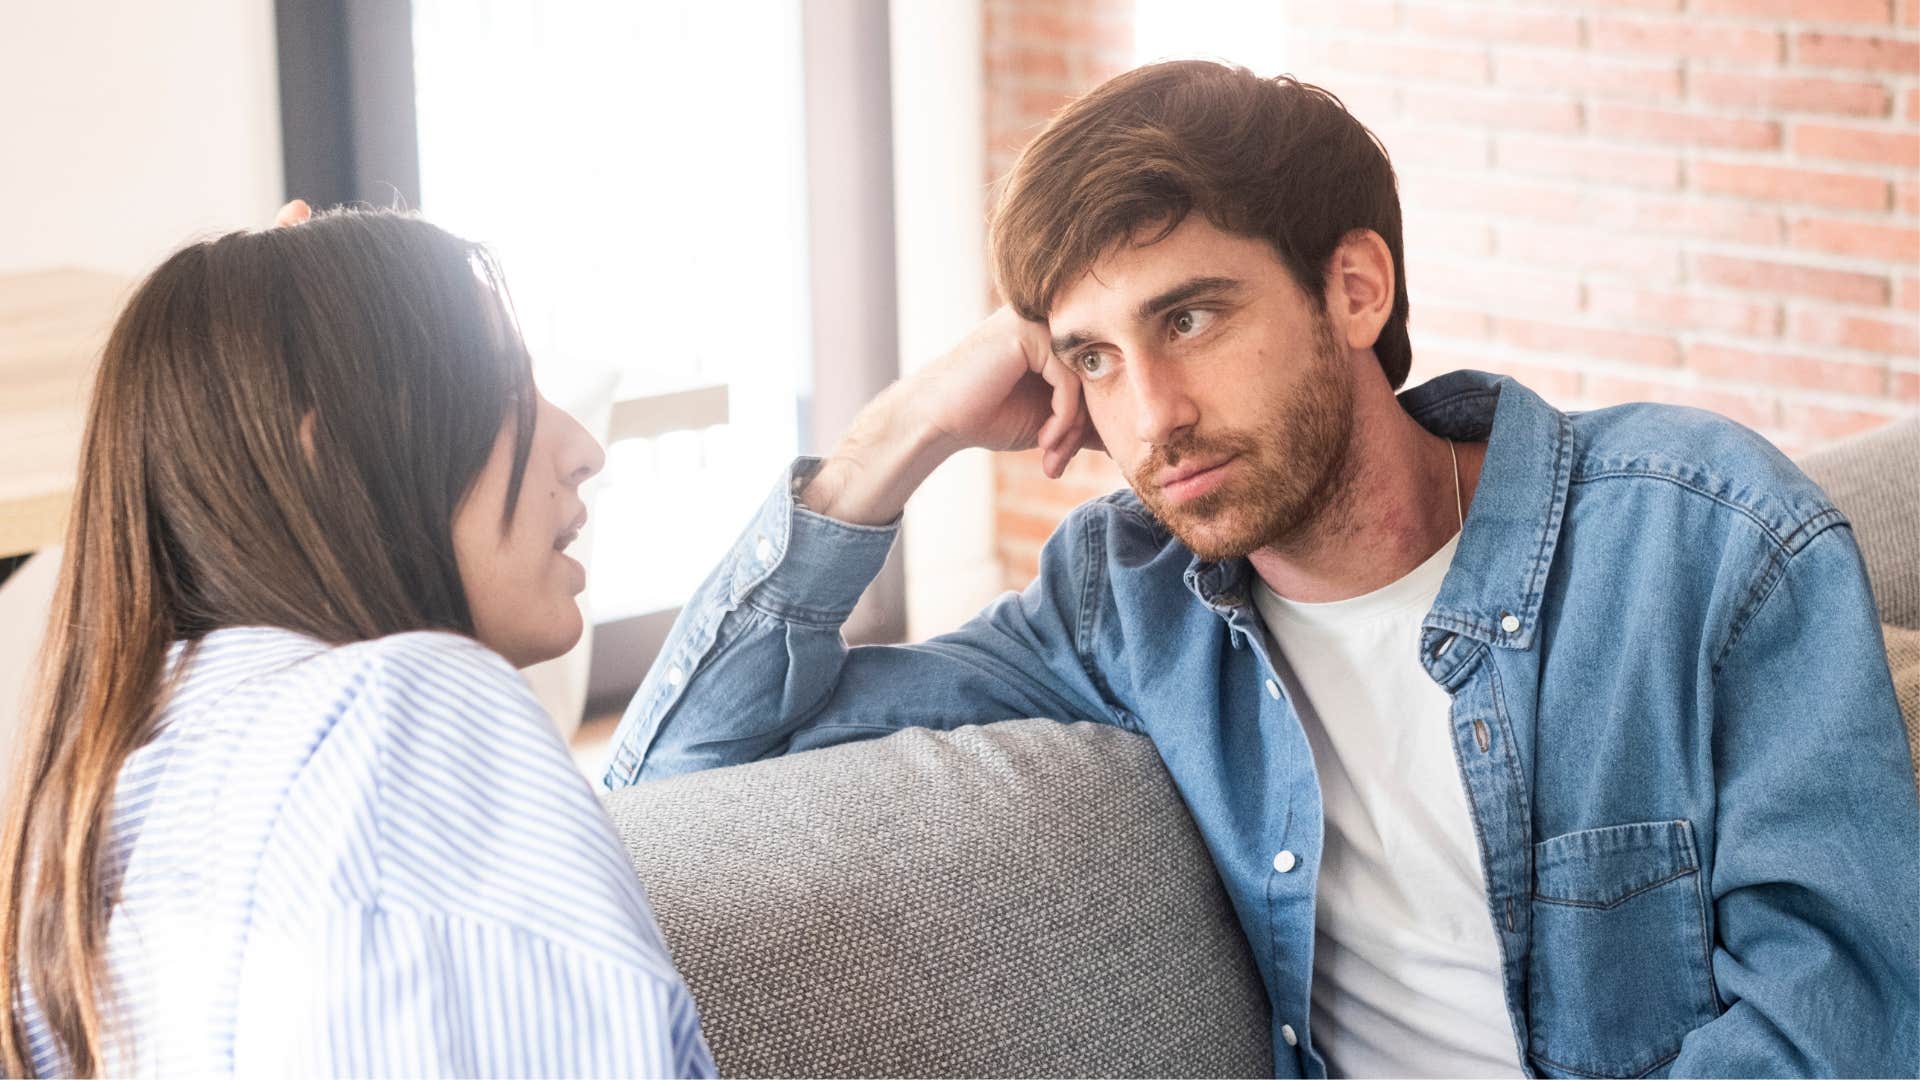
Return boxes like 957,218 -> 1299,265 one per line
1050,275 -> 1246,358
1135,276 -> 1243,322
1050,329 -> 1094,358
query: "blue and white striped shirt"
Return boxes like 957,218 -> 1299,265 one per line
21,626 -> 714,1078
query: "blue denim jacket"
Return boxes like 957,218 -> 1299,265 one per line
605,371 -> 1919,1078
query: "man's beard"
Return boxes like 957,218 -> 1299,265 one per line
1129,315 -> 1356,562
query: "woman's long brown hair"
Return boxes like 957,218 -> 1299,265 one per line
0,210 -> 538,1075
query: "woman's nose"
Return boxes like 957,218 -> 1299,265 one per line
566,421 -> 606,486
544,397 -> 606,486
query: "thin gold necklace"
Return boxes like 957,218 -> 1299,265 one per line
1448,438 -> 1464,532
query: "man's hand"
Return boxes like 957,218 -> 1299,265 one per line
273,199 -> 312,227
800,305 -> 1102,526
914,305 -> 1099,476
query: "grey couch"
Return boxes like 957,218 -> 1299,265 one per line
602,418 -> 1920,1078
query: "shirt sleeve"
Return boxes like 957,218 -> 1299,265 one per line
240,632 -> 716,1078
601,459 -> 1127,789
1672,523 -> 1920,1076
232,904 -> 714,1079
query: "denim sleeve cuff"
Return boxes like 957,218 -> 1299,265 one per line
726,457 -> 899,620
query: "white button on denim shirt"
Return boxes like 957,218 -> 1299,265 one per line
604,370 -> 1920,1078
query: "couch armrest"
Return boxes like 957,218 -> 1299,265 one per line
602,719 -> 1273,1078
1797,417 -> 1920,630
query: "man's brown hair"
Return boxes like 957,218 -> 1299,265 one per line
990,59 -> 1412,388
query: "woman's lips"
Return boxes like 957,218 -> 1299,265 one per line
558,550 -> 587,595
555,509 -> 589,595
553,509 -> 587,552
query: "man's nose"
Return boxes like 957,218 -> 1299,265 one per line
1128,355 -> 1200,448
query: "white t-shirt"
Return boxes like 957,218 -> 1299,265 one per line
1254,535 -> 1525,1078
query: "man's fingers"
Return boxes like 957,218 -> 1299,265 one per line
1031,350 -> 1098,479
1045,432 -> 1081,479
1017,314 -> 1055,376
1037,354 -> 1083,445
1042,411 -> 1096,481
273,199 -> 312,228
1042,434 -> 1074,479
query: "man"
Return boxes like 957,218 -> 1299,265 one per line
603,61 -> 1917,1076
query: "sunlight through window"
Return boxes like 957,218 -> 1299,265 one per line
413,0 -> 810,620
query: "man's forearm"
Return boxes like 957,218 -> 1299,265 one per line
799,380 -> 961,527
601,460 -> 905,788
799,304 -> 1071,524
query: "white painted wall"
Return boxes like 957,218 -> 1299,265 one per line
0,0 -> 285,275
0,0 -> 285,790
889,0 -> 1004,641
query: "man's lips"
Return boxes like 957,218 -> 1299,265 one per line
1155,456 -> 1237,503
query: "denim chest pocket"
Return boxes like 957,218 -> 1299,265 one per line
1527,820 -> 1722,1078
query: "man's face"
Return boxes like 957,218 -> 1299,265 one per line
1047,215 -> 1356,561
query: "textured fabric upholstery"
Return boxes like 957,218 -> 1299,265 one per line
602,720 -> 1272,1078
1885,624 -> 1920,787
1798,418 -> 1920,629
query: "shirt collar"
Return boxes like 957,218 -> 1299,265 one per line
1403,370 -> 1573,652
1182,370 -> 1573,653
159,625 -> 332,725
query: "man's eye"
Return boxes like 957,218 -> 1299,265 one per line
1171,308 -> 1212,337
1079,351 -> 1104,375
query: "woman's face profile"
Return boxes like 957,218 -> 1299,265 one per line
452,392 -> 606,667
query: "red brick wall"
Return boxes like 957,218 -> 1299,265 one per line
988,0 -> 1920,589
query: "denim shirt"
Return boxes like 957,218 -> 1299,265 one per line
604,371 -> 1919,1078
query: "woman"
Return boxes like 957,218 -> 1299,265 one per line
0,210 -> 715,1077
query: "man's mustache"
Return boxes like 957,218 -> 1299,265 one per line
1133,431 -> 1259,495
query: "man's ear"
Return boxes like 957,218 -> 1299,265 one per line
1325,229 -> 1394,353
299,411 -> 317,458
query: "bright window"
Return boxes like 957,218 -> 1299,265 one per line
412,0 -> 811,620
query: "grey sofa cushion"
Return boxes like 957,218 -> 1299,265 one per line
602,719 -> 1272,1078
1886,624 -> 1920,784
1798,417 -> 1920,630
